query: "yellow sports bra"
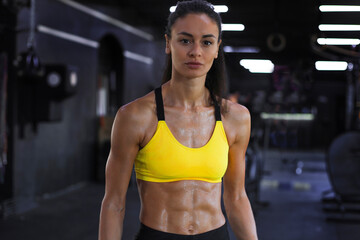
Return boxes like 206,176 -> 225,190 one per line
135,87 -> 229,183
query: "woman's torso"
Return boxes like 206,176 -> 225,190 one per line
134,86 -> 232,235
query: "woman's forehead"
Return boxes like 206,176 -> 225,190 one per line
171,13 -> 219,37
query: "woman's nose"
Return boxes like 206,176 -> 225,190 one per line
188,42 -> 202,57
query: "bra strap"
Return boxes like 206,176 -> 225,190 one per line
155,87 -> 165,121
210,92 -> 221,121
214,103 -> 221,121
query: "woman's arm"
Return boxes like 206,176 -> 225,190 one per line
223,104 -> 258,240
98,103 -> 145,240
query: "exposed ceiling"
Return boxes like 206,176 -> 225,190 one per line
81,0 -> 360,87
111,0 -> 360,66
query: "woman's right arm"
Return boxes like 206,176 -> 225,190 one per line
98,104 -> 144,240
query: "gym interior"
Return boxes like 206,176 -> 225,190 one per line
1,0 -> 360,239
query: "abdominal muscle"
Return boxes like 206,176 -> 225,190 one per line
136,179 -> 226,235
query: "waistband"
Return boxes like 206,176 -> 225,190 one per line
135,222 -> 229,240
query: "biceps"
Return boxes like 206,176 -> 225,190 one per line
104,137 -> 139,201
106,151 -> 134,185
223,145 -> 247,197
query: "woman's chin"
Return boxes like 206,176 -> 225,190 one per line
180,70 -> 208,80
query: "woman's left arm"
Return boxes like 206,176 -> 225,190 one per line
223,104 -> 258,240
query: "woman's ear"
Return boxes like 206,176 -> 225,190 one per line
165,34 -> 171,54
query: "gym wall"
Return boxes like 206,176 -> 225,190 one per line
8,0 -> 164,213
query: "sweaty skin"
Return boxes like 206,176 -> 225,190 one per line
137,84 -> 225,234
98,13 -> 258,240
138,180 -> 224,234
137,14 -> 226,233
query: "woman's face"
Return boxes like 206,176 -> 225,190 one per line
165,13 -> 221,80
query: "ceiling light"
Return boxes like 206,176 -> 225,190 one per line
319,24 -> 360,31
222,24 -> 245,31
260,113 -> 315,121
240,59 -> 274,73
214,5 -> 228,13
319,5 -> 360,12
223,46 -> 260,53
315,61 -> 348,71
317,38 -> 360,45
170,5 -> 228,13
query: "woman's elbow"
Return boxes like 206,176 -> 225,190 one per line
101,195 -> 126,216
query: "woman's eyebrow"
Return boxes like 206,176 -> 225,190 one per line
177,32 -> 193,37
202,34 -> 216,39
177,32 -> 216,39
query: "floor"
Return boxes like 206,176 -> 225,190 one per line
1,150 -> 360,240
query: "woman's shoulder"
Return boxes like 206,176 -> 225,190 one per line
222,99 -> 250,124
116,90 -> 156,124
221,99 -> 251,146
110,91 -> 157,149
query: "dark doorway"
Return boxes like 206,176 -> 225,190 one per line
96,35 -> 124,182
0,4 -> 16,207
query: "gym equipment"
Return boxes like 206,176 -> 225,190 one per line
322,131 -> 360,222
245,128 -> 269,213
14,0 -> 78,137
43,64 -> 78,101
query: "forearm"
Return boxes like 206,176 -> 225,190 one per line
224,194 -> 258,240
98,199 -> 126,240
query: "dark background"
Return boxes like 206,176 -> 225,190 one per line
0,0 -> 359,239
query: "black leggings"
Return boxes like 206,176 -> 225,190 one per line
134,223 -> 230,240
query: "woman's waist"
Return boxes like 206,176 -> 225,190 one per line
138,180 -> 225,234
140,207 -> 225,235
137,179 -> 222,208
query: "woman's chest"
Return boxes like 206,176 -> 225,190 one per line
164,107 -> 216,148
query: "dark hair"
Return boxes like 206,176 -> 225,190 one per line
162,0 -> 227,109
165,0 -> 222,41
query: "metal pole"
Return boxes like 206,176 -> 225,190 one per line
354,60 -> 360,130
27,0 -> 36,49
0,53 -> 8,184
345,63 -> 355,130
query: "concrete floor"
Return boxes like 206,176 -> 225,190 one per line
1,150 -> 360,240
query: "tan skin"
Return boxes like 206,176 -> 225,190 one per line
98,13 -> 258,240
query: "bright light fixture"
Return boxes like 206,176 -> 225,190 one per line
315,61 -> 348,71
214,5 -> 228,13
319,24 -> 360,31
319,5 -> 360,12
317,38 -> 360,45
240,59 -> 274,73
222,24 -> 245,31
260,113 -> 315,121
223,46 -> 260,53
170,5 -> 228,13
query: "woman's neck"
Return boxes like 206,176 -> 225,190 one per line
164,75 -> 209,108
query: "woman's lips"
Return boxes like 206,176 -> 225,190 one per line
185,62 -> 203,69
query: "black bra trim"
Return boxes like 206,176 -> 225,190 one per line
154,86 -> 221,121
155,87 -> 165,120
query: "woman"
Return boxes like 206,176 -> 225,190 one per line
98,1 -> 258,239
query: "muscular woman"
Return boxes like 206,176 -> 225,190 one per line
98,1 -> 258,239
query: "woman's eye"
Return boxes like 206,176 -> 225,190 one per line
203,40 -> 213,46
180,39 -> 190,44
